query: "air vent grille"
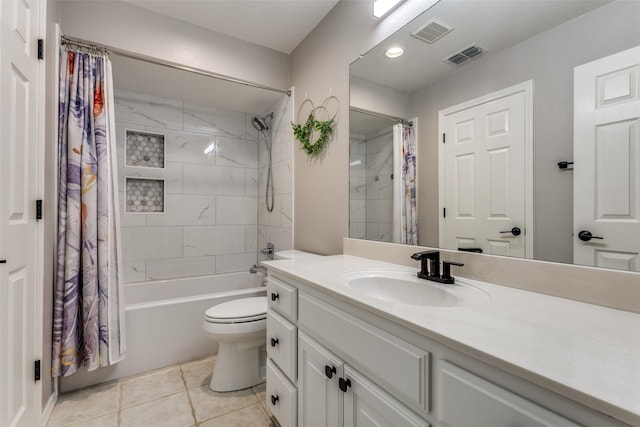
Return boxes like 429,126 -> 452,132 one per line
444,45 -> 487,65
411,18 -> 453,44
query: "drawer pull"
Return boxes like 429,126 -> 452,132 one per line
270,338 -> 279,347
324,365 -> 336,379
270,394 -> 279,406
338,377 -> 351,392
271,292 -> 280,301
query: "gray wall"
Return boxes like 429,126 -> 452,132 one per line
411,0 -> 640,262
290,0 -> 433,255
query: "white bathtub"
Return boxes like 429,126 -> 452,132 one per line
61,272 -> 266,392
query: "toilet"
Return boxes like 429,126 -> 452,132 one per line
202,296 -> 267,392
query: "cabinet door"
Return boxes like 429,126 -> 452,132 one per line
298,332 -> 343,427
343,366 -> 429,427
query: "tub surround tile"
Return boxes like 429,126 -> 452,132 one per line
216,196 -> 257,225
272,158 -> 293,195
146,194 -> 215,226
123,260 -> 146,283
180,356 -> 216,390
215,253 -> 258,274
47,382 -> 120,427
156,128 -> 216,166
245,168 -> 259,197
216,137 -> 258,167
121,227 -> 183,261
198,403 -> 271,427
187,385 -> 258,423
183,102 -> 246,138
183,226 -> 245,257
245,225 -> 258,253
114,92 -> 184,130
120,391 -> 194,427
145,256 -> 216,281
182,164 -> 246,196
119,193 -> 146,227
121,366 -> 185,409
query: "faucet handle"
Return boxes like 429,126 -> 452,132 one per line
410,250 -> 439,260
442,261 -> 464,284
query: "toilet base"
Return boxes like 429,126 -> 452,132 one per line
210,340 -> 266,392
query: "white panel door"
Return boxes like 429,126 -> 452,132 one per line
574,46 -> 640,271
440,83 -> 531,257
298,332 -> 343,427
0,0 -> 40,426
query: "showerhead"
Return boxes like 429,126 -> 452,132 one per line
251,116 -> 268,132
251,112 -> 273,132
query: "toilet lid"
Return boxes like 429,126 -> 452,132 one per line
205,296 -> 267,323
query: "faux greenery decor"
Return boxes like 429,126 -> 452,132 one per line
292,113 -> 334,156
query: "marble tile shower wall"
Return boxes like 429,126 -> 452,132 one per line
114,90 -> 262,283
257,92 -> 294,255
349,133 -> 367,240
365,129 -> 393,242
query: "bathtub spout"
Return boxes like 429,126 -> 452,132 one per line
249,264 -> 267,275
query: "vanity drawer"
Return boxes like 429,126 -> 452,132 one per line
439,361 -> 579,427
267,359 -> 297,427
267,276 -> 297,321
267,309 -> 297,381
299,293 -> 429,413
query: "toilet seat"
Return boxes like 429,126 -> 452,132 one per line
205,296 -> 267,324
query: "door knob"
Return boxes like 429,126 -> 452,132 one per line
578,230 -> 604,242
325,365 -> 336,379
500,227 -> 521,236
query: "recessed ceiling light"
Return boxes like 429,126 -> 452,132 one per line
373,0 -> 406,18
385,47 -> 404,59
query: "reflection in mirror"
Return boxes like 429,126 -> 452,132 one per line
349,109 -> 417,244
349,0 -> 640,272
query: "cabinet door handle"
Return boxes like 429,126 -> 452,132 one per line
270,338 -> 279,347
270,395 -> 279,405
324,365 -> 336,379
338,377 -> 351,392
0,259 -> 6,264
271,292 -> 279,301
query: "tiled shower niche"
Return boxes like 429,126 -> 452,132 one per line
125,177 -> 165,213
126,130 -> 165,168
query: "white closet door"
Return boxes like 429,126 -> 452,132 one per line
574,46 -> 640,271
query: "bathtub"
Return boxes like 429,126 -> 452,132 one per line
61,272 -> 266,392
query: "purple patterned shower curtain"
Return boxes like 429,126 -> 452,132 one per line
53,47 -> 125,377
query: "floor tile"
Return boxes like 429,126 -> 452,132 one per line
66,412 -> 118,427
120,391 -> 194,427
180,356 -> 215,390
199,403 -> 271,427
188,384 -> 258,422
47,382 -> 120,427
121,366 -> 185,409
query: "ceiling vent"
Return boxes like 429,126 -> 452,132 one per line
410,18 -> 453,44
444,45 -> 487,65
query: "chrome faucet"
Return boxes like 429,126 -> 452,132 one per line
261,242 -> 275,260
411,250 -> 464,284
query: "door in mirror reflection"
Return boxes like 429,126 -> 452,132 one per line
440,82 -> 532,258
574,45 -> 640,272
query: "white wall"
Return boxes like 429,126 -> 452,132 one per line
57,0 -> 289,91
350,76 -> 411,119
290,0 -> 432,255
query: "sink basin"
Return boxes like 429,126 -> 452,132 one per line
338,269 -> 489,307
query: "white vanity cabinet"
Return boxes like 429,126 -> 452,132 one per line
266,271 -> 629,427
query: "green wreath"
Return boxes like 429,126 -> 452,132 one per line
292,112 -> 334,156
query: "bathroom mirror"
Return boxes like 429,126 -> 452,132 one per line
349,0 -> 640,272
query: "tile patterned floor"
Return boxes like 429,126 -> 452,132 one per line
47,356 -> 273,427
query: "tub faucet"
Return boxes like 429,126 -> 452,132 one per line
261,242 -> 275,260
411,250 -> 464,284
249,264 -> 267,275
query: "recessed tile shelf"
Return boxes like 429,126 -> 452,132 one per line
126,130 -> 165,168
125,177 -> 165,213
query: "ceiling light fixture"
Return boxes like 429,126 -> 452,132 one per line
385,47 -> 404,59
373,0 -> 406,19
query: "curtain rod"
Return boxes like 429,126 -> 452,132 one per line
61,35 -> 291,97
349,107 -> 412,126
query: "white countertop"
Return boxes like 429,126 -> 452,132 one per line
264,254 -> 640,426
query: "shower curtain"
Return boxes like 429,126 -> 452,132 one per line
53,47 -> 125,377
392,122 -> 418,245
